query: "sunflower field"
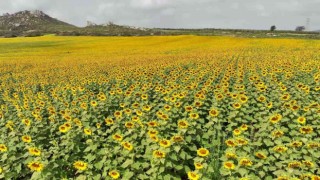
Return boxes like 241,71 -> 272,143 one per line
0,35 -> 319,180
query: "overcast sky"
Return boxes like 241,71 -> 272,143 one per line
0,0 -> 320,30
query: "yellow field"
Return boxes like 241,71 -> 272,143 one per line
0,36 -> 319,180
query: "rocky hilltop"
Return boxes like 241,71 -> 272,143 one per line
0,10 -> 154,37
0,10 -> 76,32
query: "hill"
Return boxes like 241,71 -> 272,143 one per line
0,10 -> 78,36
0,10 -> 154,37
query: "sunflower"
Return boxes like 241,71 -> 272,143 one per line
124,108 -> 132,115
189,113 -> 199,120
150,135 -> 159,142
125,122 -> 134,129
269,114 -> 282,124
178,120 -> 189,129
174,102 -> 182,107
288,161 -> 302,168
80,102 -> 87,110
136,110 -> 143,116
63,115 -> 72,121
273,145 -> 288,153
197,148 -> 209,157
59,125 -> 68,133
307,142 -> 319,149
240,124 -> 248,131
236,137 -> 248,146
267,102 -> 273,108
194,162 -> 203,170
22,119 -> 31,126
311,175 -> 320,180
84,128 -> 92,135
159,139 -> 171,148
272,130 -> 284,138
239,95 -> 248,103
302,160 -> 314,168
232,102 -> 241,109
225,139 -> 237,147
147,121 -> 158,127
28,147 -> 41,156
105,118 -> 114,125
0,167 -> 2,173
0,144 -> 8,152
215,93 -> 224,100
98,95 -> 107,101
90,101 -> 98,107
5,121 -> 14,131
171,135 -> 184,143
290,141 -> 303,148
225,152 -> 237,159
141,94 -> 148,100
233,129 -> 241,136
153,150 -> 166,158
109,170 -> 120,179
63,122 -> 72,129
194,101 -> 202,107
142,105 -> 151,111
187,171 -> 200,180
239,158 -> 253,166
22,135 -> 32,143
164,105 -> 171,111
209,108 -> 219,117
114,111 -> 122,119
27,161 -> 44,172
290,105 -> 300,111
122,142 -> 133,151
223,161 -> 235,170
131,116 -> 140,122
299,126 -> 313,134
73,161 -> 87,171
96,123 -> 101,129
257,95 -> 266,102
255,152 -> 267,159
297,117 -> 306,124
148,129 -> 158,137
112,134 -> 123,141
280,94 -> 290,101
74,118 -> 82,127
160,114 -> 169,120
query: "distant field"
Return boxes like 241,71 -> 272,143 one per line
0,36 -> 319,179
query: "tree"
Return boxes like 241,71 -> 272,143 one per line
270,25 -> 276,31
295,26 -> 305,32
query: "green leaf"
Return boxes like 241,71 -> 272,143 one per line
173,146 -> 181,153
121,159 -> 134,168
238,168 -> 247,177
123,171 -> 134,179
94,161 -> 104,169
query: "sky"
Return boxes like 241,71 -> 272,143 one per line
0,0 -> 320,30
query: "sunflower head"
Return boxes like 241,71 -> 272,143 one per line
108,170 -> 120,179
194,162 -> 204,170
22,135 -> 32,143
159,139 -> 171,148
73,161 -> 87,171
223,161 -> 235,170
187,171 -> 200,180
28,161 -> 44,172
0,144 -> 8,152
153,150 -> 166,158
197,148 -> 209,157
